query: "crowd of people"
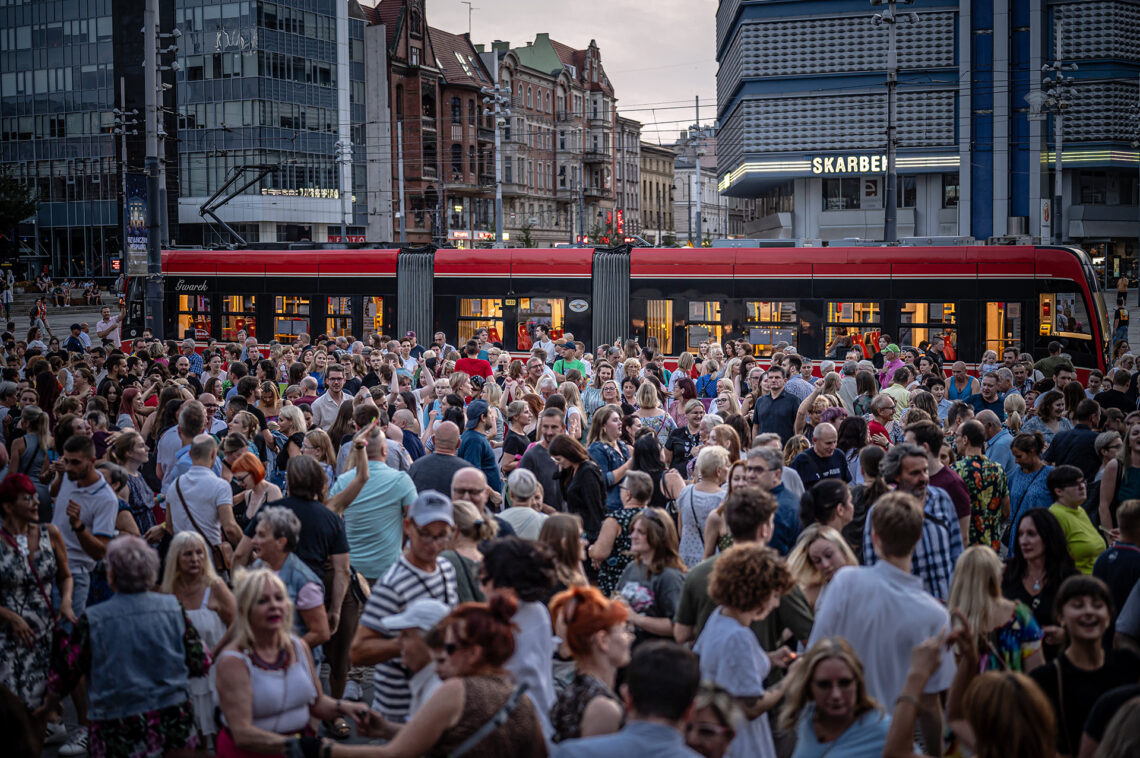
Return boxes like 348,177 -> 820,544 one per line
4,315 -> 1140,758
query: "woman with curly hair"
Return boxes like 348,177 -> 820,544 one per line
614,506 -> 685,645
693,542 -> 795,758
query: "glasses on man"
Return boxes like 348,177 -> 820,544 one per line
745,464 -> 769,475
415,527 -> 453,543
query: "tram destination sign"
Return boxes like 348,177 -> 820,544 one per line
811,155 -> 888,175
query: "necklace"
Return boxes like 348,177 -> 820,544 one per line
1026,567 -> 1046,592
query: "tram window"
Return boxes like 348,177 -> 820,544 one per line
326,297 -> 353,338
826,301 -> 880,354
744,301 -> 796,357
899,302 -> 956,352
518,298 -> 564,351
176,295 -> 211,340
363,297 -> 383,339
1038,293 -> 1092,340
274,296 -> 310,342
646,300 -> 673,354
687,301 -> 722,350
458,298 -> 503,346
984,302 -> 1023,355
220,296 -> 256,340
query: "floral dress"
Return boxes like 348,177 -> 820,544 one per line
952,454 -> 1010,551
638,412 -> 677,446
50,608 -> 209,758
550,672 -> 621,743
596,507 -> 638,597
0,526 -> 56,709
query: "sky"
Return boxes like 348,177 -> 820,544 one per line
424,0 -> 719,146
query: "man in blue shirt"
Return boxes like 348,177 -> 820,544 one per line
746,446 -> 800,555
965,373 -> 1005,421
554,641 -> 702,758
751,366 -> 798,443
977,410 -> 1016,480
458,399 -> 503,495
1045,399 -> 1102,484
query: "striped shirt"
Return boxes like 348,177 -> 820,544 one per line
360,555 -> 459,720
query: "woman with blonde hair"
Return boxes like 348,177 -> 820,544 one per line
257,380 -> 283,422
9,404 -> 52,516
1004,392 -> 1026,434
710,423 -> 741,463
948,545 -> 1044,672
539,513 -> 589,592
779,636 -> 889,757
586,404 -> 633,510
273,404 -> 307,476
302,428 -> 338,483
215,569 -> 365,757
635,380 -> 676,445
560,380 -> 586,441
787,524 -> 858,610
441,499 -> 499,602
784,434 -> 810,466
161,531 -> 236,745
714,389 -> 741,419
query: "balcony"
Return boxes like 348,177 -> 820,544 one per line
501,180 -> 528,197
583,148 -> 611,164
477,127 -> 493,142
421,115 -> 437,132
556,110 -> 577,123
584,184 -> 608,200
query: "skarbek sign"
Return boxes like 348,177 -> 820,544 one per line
811,155 -> 888,175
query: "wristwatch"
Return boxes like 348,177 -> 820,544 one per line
72,522 -> 86,534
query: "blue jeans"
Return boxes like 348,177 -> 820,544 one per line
1113,326 -> 1129,347
53,566 -> 91,633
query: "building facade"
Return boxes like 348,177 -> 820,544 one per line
640,141 -> 676,244
615,115 -> 641,238
716,0 -> 1140,284
0,0 -> 178,277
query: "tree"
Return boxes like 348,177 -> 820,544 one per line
518,222 -> 535,248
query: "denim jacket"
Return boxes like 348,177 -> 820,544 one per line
588,440 -> 630,510
86,592 -> 192,721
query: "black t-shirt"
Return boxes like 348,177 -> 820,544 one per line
1083,683 -> 1140,742
503,429 -> 531,461
243,495 -> 349,576
1029,648 -> 1140,755
407,453 -> 475,494
1093,543 -> 1140,616
275,431 -> 305,473
361,371 -> 383,389
664,426 -> 699,475
790,449 -> 852,488
343,377 -> 362,396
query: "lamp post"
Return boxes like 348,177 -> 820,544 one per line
871,0 -> 917,244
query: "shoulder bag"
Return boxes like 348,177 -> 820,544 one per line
174,475 -> 233,571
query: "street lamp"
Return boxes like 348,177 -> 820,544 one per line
870,0 -> 917,244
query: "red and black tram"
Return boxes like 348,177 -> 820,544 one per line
147,244 -> 1110,372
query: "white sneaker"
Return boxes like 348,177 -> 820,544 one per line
342,680 -> 363,702
44,721 -> 68,745
58,727 -> 88,756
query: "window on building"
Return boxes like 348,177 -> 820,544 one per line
942,174 -> 959,207
898,302 -> 956,350
527,86 -> 532,108
517,298 -> 564,349
450,97 -> 461,124
176,295 -> 212,340
459,298 -> 503,345
826,302 -> 880,351
326,297 -> 352,338
898,175 -> 917,208
273,296 -> 309,342
640,299 -> 673,354
744,301 -> 796,357
984,301 -> 1022,355
468,146 -> 476,177
221,296 -> 256,340
823,178 -> 860,210
686,301 -> 722,349
364,297 -> 384,339
410,46 -> 420,66
468,99 -> 475,125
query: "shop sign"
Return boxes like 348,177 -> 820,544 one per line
811,155 -> 888,175
172,277 -> 211,293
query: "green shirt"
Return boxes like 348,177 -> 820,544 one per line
553,358 -> 586,377
1049,503 -> 1106,574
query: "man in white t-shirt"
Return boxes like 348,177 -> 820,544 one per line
94,304 -> 124,348
166,435 -> 241,550
311,363 -> 351,431
809,490 -> 956,752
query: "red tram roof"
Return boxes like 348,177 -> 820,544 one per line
162,249 -> 400,277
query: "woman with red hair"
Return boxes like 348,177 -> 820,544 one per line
548,585 -> 633,743
337,592 -> 547,758
230,451 -> 281,526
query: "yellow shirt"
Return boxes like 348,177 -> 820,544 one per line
882,384 -> 910,422
1049,503 -> 1106,574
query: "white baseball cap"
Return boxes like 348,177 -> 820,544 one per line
381,598 -> 451,632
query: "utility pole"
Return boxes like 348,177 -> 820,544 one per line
143,0 -> 164,337
461,1 -> 478,37
397,121 -> 406,244
113,77 -> 138,272
481,51 -> 510,247
335,139 -> 353,241
694,96 -> 703,247
578,161 -> 585,244
871,0 -> 916,244
1042,30 -> 1076,245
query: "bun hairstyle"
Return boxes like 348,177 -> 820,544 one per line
800,479 -> 849,527
443,590 -> 520,667
549,585 -> 629,658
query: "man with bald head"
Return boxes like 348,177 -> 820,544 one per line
330,424 -> 417,582
407,420 -> 474,494
450,467 -> 516,537
789,421 -> 851,488
392,408 -> 426,461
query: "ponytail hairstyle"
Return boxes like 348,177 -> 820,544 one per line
800,479 -> 850,527
441,590 -> 520,667
452,499 -> 499,543
1003,392 -> 1025,434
